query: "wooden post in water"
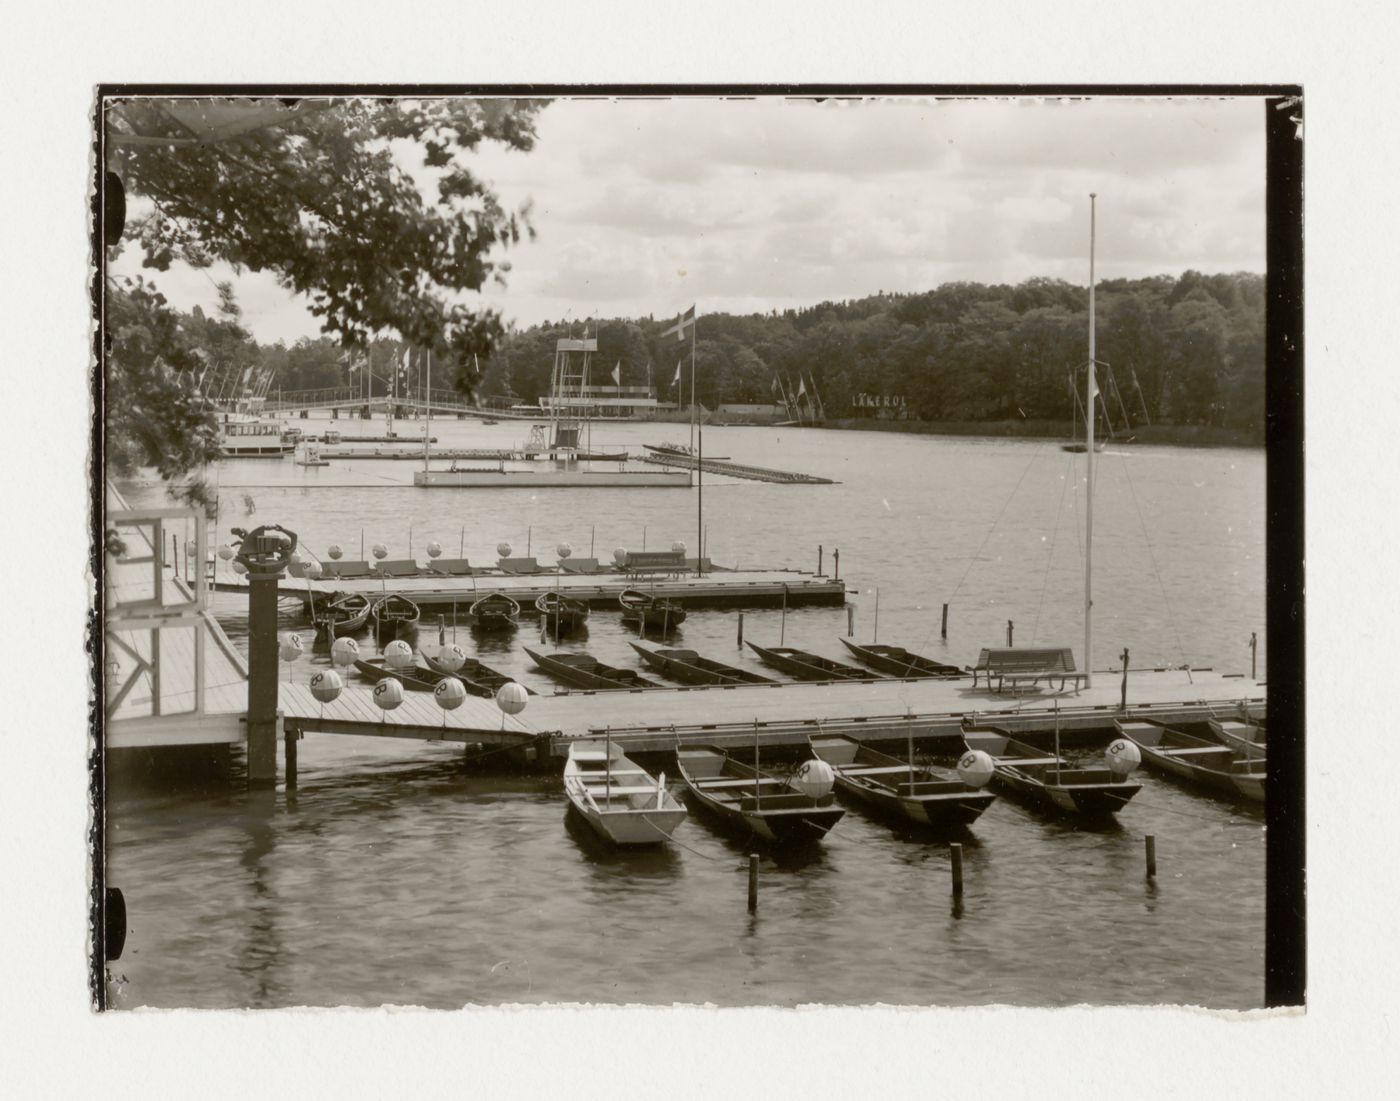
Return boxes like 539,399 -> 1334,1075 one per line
736,612 -> 744,648
1250,632 -> 1258,680
833,547 -> 840,580
360,528 -> 365,559
438,615 -> 446,646
847,604 -> 854,637
245,550 -> 287,790
284,727 -> 298,790
642,525 -> 647,551
817,544 -> 823,576
941,603 -> 949,640
780,584 -> 788,645
171,533 -> 178,578
1120,647 -> 1130,710
1145,835 -> 1157,878
459,526 -> 465,558
1006,620 -> 1014,647
590,525 -> 596,558
408,522 -> 413,558
748,853 -> 759,913
527,526 -> 532,557
950,843 -> 964,899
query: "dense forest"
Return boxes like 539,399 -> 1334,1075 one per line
131,269 -> 1266,442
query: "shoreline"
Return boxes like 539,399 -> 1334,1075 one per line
795,417 -> 1263,449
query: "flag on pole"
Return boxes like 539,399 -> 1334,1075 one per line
673,361 -> 683,387
771,376 -> 780,397
797,376 -> 807,402
612,361 -> 621,386
661,305 -> 696,342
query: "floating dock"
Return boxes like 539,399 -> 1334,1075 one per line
636,453 -> 836,484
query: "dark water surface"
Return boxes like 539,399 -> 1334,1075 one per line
110,419 -> 1266,1008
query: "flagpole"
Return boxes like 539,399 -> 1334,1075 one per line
423,347 -> 432,473
694,310 -> 703,578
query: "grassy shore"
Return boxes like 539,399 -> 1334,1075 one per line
821,417 -> 1263,448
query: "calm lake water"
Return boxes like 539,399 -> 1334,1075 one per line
109,418 -> 1267,1008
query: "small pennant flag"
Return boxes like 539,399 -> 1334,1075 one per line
673,361 -> 683,387
661,305 -> 695,342
612,361 -> 621,386
771,376 -> 780,397
797,376 -> 807,401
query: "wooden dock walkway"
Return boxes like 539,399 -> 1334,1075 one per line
636,453 -> 836,484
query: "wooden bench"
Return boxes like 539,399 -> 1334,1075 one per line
622,550 -> 686,577
322,560 -> 371,579
373,559 -> 420,578
971,646 -> 1089,693
426,558 -> 475,576
558,557 -> 602,574
497,556 -> 540,575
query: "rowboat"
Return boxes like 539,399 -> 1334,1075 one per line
808,732 -> 996,827
563,737 -> 687,845
744,642 -> 876,682
1207,713 -> 1268,762
837,638 -> 963,679
676,744 -> 844,844
524,647 -> 661,691
535,591 -> 590,637
371,594 -> 421,646
314,593 -> 371,641
469,592 -> 520,631
352,656 -> 443,693
961,724 -> 1141,817
618,588 -> 687,631
630,641 -> 778,686
422,653 -> 536,699
1115,719 -> 1265,803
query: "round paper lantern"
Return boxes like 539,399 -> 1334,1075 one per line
330,636 -> 360,667
427,541 -> 443,559
436,643 -> 466,673
671,541 -> 686,556
372,543 -> 388,560
327,544 -> 344,560
956,749 -> 996,789
556,542 -> 572,560
231,559 -> 248,575
290,551 -> 303,565
434,676 -> 467,711
612,547 -> 628,565
372,678 -> 404,712
789,758 -> 836,799
495,681 -> 529,716
382,639 -> 414,670
304,560 -> 323,580
217,544 -> 235,561
278,634 -> 304,663
309,669 -> 343,703
497,542 -> 512,558
1105,738 -> 1142,778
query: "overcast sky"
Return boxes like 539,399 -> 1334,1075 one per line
113,95 -> 1266,344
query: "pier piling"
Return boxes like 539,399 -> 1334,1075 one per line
1006,620 -> 1014,646
748,854 -> 759,913
847,605 -> 854,637
833,548 -> 840,580
941,603 -> 948,640
284,727 -> 298,789
1146,835 -> 1157,878
1250,632 -> 1257,680
1121,648 -> 1130,710
950,843 -> 964,899
818,544 -> 823,576
736,612 -> 744,648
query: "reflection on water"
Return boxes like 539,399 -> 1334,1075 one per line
110,424 -> 1266,1008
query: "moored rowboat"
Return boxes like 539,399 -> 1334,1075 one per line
961,723 -> 1141,817
630,641 -> 777,686
564,738 -> 687,846
469,592 -> 520,631
837,638 -> 963,679
1115,719 -> 1265,803
808,732 -> 995,827
535,591 -> 590,636
744,642 -> 876,682
371,594 -> 421,646
675,744 -> 844,844
524,647 -> 660,691
619,588 -> 687,631
315,593 -> 371,641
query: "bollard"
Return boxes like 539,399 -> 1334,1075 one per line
748,853 -> 759,913
1006,619 -> 1014,647
1145,835 -> 1157,878
950,843 -> 964,899
736,611 -> 744,648
847,604 -> 854,637
285,727 -> 298,790
833,547 -> 840,580
941,603 -> 948,640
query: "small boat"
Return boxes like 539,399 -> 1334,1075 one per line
314,593 -> 371,640
808,733 -> 996,827
837,638 -> 964,679
535,591 -> 590,636
563,737 -> 688,846
961,723 -> 1141,817
469,592 -> 520,631
644,442 -> 731,461
1115,719 -> 1265,803
371,594 -> 421,646
676,744 -> 844,844
745,642 -> 876,682
619,588 -> 687,631
524,647 -> 660,691
481,418 -> 500,426
630,641 -> 778,686
1207,712 -> 1268,762
352,656 -> 443,693
423,653 -> 535,699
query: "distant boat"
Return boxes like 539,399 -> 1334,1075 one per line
219,419 -> 295,458
744,641 -> 875,682
371,594 -> 421,646
314,593 -> 371,641
808,732 -> 996,828
619,588 -> 687,631
481,417 -> 500,426
524,647 -> 660,691
535,591 -> 590,636
1114,719 -> 1265,803
837,638 -> 963,679
676,743 -> 844,845
961,723 -> 1141,817
563,736 -> 687,846
630,641 -> 778,686
469,592 -> 520,631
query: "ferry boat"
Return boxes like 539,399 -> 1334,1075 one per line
219,418 -> 295,458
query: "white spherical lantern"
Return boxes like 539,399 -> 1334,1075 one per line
956,749 -> 996,789
612,547 -> 628,565
382,639 -> 415,671
304,560 -> 323,580
372,543 -> 388,560
497,542 -> 512,558
217,544 -> 235,561
789,757 -> 836,800
309,669 -> 343,703
327,544 -> 344,560
426,541 -> 443,559
278,634 -> 304,663
1105,738 -> 1142,779
436,643 -> 466,673
372,678 -> 404,712
671,541 -> 686,556
434,676 -> 467,712
290,551 -> 303,565
495,681 -> 529,716
231,559 -> 248,575
330,636 -> 360,667
556,542 -> 572,560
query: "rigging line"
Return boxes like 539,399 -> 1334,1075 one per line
1113,452 -> 1189,668
1032,450 -> 1076,645
944,440 -> 1048,608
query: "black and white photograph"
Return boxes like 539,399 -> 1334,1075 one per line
90,87 -> 1301,1013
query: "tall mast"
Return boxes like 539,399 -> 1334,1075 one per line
1083,194 -> 1097,689
422,347 -> 432,472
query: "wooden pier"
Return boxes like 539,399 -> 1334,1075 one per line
636,453 -> 836,484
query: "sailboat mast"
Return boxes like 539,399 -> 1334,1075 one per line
1084,193 -> 1098,690
422,347 -> 432,473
